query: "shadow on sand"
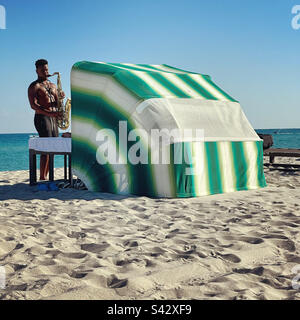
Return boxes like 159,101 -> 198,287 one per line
268,168 -> 300,177
0,180 -> 135,201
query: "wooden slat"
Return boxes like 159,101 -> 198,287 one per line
264,148 -> 300,157
263,148 -> 300,166
264,163 -> 300,168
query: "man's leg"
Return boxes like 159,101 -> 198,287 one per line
36,115 -> 56,181
35,114 -> 50,180
43,117 -> 58,181
40,154 -> 49,180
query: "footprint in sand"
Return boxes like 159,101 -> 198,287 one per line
45,249 -> 63,258
165,228 -> 184,239
4,237 -> 15,241
145,259 -> 156,267
36,258 -> 56,266
136,213 -> 150,219
262,234 -> 288,240
107,275 -> 128,288
271,221 -> 299,228
80,242 -> 110,253
149,247 -> 168,258
6,283 -> 28,291
67,231 -> 87,239
63,252 -> 88,259
219,253 -> 241,263
123,240 -> 139,248
11,264 -> 27,272
4,279 -> 48,295
115,259 -> 130,266
0,241 -> 16,258
226,217 -> 242,223
284,254 -> 300,263
31,279 -> 49,291
260,277 -> 290,290
240,237 -> 264,245
282,212 -> 298,218
172,245 -> 197,260
233,266 -> 264,276
130,205 -> 147,212
271,239 -> 296,252
70,271 -> 88,279
0,242 -> 24,261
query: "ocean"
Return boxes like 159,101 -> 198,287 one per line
0,133 -> 66,172
255,128 -> 300,149
0,129 -> 300,172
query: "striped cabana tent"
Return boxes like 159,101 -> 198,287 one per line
71,62 -> 266,197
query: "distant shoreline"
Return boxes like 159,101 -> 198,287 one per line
1,128 -> 300,135
1,130 -> 300,172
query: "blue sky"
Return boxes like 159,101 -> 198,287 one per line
0,0 -> 299,133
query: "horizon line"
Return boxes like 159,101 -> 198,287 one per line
1,127 -> 300,135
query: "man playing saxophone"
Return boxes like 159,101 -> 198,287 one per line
28,59 -> 65,180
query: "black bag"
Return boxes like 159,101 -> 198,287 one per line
257,133 -> 273,150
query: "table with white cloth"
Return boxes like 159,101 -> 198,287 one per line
28,137 -> 72,186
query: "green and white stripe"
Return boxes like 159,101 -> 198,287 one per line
72,118 -> 130,194
73,61 -> 237,101
169,141 -> 266,197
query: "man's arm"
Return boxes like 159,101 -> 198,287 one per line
28,84 -> 58,117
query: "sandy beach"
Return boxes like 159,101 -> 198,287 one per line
0,157 -> 299,300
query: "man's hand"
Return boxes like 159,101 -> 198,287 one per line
58,91 -> 65,100
58,110 -> 64,118
50,111 -> 60,118
44,109 -> 60,118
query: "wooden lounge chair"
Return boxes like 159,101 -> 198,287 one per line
263,148 -> 300,170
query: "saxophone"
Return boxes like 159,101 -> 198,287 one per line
51,72 -> 71,130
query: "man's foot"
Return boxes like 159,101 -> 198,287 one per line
40,177 -> 47,181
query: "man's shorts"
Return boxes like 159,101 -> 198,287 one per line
34,113 -> 59,137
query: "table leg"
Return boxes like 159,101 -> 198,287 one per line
64,155 -> 67,180
68,154 -> 73,186
29,150 -> 37,185
49,154 -> 54,181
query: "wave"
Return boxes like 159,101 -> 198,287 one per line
275,132 -> 300,135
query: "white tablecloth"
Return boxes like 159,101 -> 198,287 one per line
28,137 -> 71,153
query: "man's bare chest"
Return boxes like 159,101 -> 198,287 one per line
37,83 -> 56,100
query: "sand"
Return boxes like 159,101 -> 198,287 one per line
0,157 -> 299,300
